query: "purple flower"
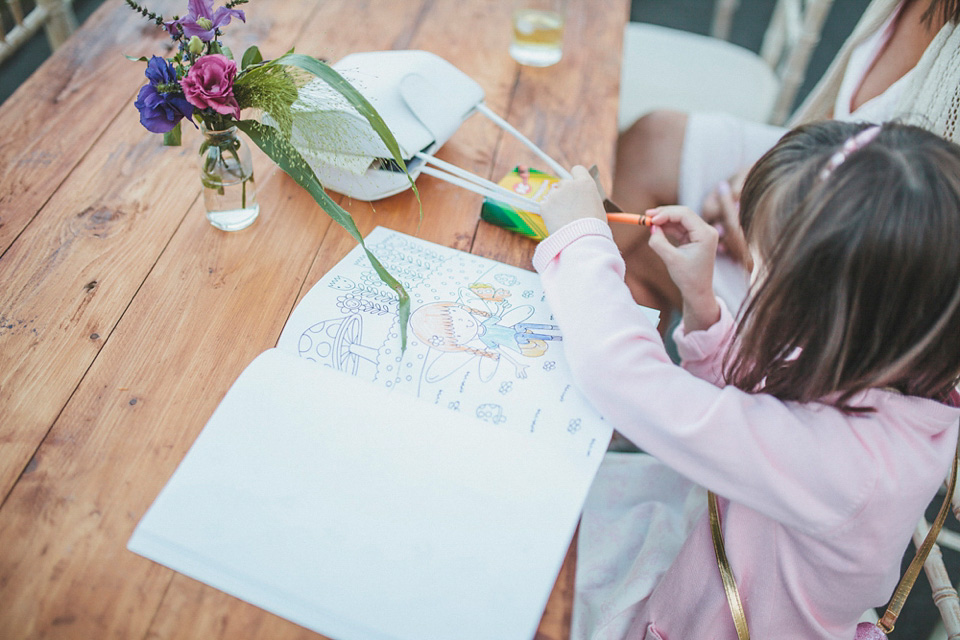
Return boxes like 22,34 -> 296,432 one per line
166,0 -> 245,42
134,56 -> 195,134
181,54 -> 241,119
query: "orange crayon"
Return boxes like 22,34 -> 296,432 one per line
607,212 -> 654,226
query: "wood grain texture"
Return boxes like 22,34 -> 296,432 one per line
0,0 -> 628,638
0,167 -> 329,639
0,98 -> 196,501
0,1 -> 333,638
0,0 -> 176,255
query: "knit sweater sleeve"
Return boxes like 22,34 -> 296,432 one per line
532,219 -> 878,535
672,302 -> 738,386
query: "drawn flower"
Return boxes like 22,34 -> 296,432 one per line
166,0 -> 245,42
134,56 -> 195,134
336,294 -> 363,313
181,54 -> 241,119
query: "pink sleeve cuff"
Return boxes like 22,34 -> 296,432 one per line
532,218 -> 614,273
673,298 -> 736,362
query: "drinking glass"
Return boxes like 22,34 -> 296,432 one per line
510,0 -> 566,67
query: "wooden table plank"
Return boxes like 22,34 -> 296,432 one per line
0,170 -> 333,639
0,99 -> 197,501
0,0 -> 335,505
0,0 -> 175,255
0,1 -> 358,637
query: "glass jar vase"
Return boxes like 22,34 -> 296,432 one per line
198,124 -> 259,231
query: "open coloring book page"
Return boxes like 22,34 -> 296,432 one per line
129,228 -> 662,640
278,227 -> 658,457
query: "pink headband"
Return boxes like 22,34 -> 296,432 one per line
818,125 -> 882,181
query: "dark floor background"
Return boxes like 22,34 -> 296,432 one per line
0,0 -> 951,636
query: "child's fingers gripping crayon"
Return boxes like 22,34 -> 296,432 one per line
645,205 -> 722,332
644,205 -> 718,247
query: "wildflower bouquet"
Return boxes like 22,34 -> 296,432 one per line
127,0 -> 414,346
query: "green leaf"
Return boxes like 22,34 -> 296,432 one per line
163,121 -> 182,146
272,53 -> 419,205
236,119 -> 410,349
221,45 -> 234,61
124,54 -> 150,62
241,45 -> 263,70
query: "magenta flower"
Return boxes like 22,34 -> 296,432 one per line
181,54 -> 241,119
165,0 -> 245,41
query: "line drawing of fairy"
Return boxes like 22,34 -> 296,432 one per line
409,283 -> 562,384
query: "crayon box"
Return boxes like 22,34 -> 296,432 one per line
480,167 -> 560,240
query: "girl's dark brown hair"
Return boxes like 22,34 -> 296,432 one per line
729,121 -> 960,411
922,0 -> 960,26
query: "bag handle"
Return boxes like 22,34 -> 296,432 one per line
709,490 -> 750,640
709,436 -> 959,639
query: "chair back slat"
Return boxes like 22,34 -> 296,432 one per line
8,0 -> 25,26
710,0 -> 740,41
0,0 -> 75,66
705,0 -> 835,124
765,0 -> 834,124
37,0 -> 76,48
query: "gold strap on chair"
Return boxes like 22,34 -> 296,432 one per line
708,491 -> 750,640
709,436 -> 959,639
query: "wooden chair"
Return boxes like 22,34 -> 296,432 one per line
0,0 -> 77,65
617,0 -> 835,131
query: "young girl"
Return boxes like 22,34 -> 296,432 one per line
534,121 -> 960,639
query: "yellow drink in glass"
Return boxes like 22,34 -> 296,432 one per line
510,8 -> 564,67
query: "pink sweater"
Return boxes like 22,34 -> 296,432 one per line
532,219 -> 959,639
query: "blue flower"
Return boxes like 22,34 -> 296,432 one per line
134,56 -> 195,134
166,0 -> 245,42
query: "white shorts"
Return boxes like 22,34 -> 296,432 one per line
677,111 -> 786,211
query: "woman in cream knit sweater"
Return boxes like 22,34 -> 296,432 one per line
613,0 -> 960,316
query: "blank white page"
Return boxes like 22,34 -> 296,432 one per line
129,348 -> 606,640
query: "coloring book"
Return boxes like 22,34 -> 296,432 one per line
128,227 -> 659,640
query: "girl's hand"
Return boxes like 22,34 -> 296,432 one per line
701,169 -> 751,269
647,206 -> 721,332
540,165 -> 607,236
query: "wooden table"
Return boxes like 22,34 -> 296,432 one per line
0,0 -> 627,637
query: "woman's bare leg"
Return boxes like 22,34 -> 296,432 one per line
611,110 -> 687,325
613,110 -> 687,212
